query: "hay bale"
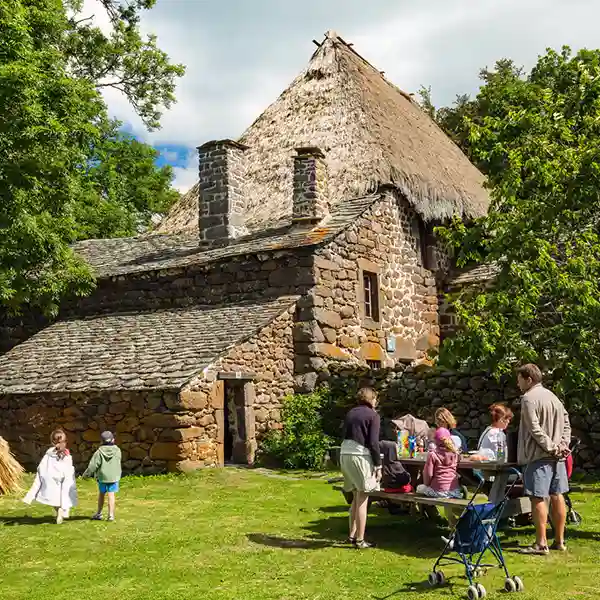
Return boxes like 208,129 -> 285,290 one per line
0,436 -> 24,495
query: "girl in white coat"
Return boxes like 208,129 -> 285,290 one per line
23,429 -> 78,524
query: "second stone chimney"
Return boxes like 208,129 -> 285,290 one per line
197,139 -> 248,246
292,147 -> 329,225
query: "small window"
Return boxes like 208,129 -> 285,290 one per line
363,271 -> 380,322
366,360 -> 381,370
418,218 -> 437,271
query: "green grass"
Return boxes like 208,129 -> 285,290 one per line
1,469 -> 599,599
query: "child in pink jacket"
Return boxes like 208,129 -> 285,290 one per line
417,427 -> 462,499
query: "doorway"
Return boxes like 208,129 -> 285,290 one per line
222,380 -> 256,465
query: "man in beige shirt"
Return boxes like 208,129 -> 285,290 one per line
517,364 -> 571,555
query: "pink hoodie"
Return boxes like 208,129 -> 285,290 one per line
423,428 -> 460,492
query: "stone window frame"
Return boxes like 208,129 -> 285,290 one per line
357,258 -> 382,330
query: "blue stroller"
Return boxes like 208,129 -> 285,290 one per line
427,468 -> 524,599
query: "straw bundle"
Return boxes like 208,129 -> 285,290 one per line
0,436 -> 25,495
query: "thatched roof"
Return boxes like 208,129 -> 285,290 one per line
156,30 -> 488,235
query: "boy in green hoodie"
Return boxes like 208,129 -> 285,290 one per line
83,431 -> 122,521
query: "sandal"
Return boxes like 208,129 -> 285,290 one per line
550,542 -> 567,552
354,539 -> 376,549
519,543 -> 549,555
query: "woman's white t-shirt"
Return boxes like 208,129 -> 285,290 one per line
477,426 -> 507,461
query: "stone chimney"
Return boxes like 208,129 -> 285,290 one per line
197,139 -> 248,246
292,147 -> 329,225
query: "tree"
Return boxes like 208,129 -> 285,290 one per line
0,0 -> 100,315
0,0 -> 183,316
74,119 -> 179,240
64,0 -> 185,129
435,47 -> 600,408
418,60 -> 523,171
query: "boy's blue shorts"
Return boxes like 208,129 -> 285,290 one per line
98,481 -> 119,493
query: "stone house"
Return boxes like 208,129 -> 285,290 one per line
0,31 -> 488,473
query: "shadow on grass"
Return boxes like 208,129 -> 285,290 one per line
318,505 -> 350,513
374,578 -> 460,599
247,533 -> 334,549
301,509 -> 446,559
1,515 -> 89,526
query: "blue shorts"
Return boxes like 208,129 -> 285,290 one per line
523,460 -> 568,498
98,481 -> 119,494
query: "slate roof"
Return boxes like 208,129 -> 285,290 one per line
74,194 -> 379,279
0,297 -> 298,395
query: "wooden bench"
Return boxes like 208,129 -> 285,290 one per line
332,485 -> 474,509
332,485 -> 531,517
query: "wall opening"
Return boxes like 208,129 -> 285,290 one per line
222,380 -> 256,465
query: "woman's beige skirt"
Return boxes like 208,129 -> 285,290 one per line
340,453 -> 378,493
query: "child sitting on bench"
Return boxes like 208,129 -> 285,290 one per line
379,440 -> 412,492
417,427 -> 462,499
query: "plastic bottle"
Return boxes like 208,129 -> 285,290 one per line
416,437 -> 425,456
496,438 -> 506,463
408,435 -> 416,458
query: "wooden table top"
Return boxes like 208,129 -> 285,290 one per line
400,456 -> 520,471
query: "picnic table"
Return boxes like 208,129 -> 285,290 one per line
332,455 -> 532,518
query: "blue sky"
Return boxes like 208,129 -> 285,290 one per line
83,0 -> 600,192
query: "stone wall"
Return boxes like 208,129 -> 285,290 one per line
292,148 -> 329,223
293,189 -> 440,392
183,306 -> 296,464
0,387 -> 223,474
198,139 -> 249,245
325,364 -> 599,474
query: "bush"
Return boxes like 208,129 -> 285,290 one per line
258,389 -> 334,470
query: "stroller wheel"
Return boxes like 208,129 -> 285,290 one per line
568,510 -> 582,526
428,572 -> 438,587
512,576 -> 524,592
476,583 -> 487,598
467,584 -> 479,600
436,571 -> 446,585
504,578 -> 517,593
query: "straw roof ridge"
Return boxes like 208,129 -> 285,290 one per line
156,30 -> 489,236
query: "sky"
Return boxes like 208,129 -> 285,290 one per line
84,0 -> 600,193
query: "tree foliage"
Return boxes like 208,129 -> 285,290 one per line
65,0 -> 185,129
74,119 -> 179,240
429,47 -> 600,408
0,0 -> 182,316
258,390 -> 334,470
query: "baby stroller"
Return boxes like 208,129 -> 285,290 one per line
427,468 -> 524,599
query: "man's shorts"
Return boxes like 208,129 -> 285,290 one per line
98,481 -> 119,493
523,459 -> 568,498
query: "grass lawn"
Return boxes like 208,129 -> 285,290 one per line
0,469 -> 599,599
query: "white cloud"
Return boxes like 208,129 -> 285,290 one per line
77,0 -> 600,193
171,155 -> 197,193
